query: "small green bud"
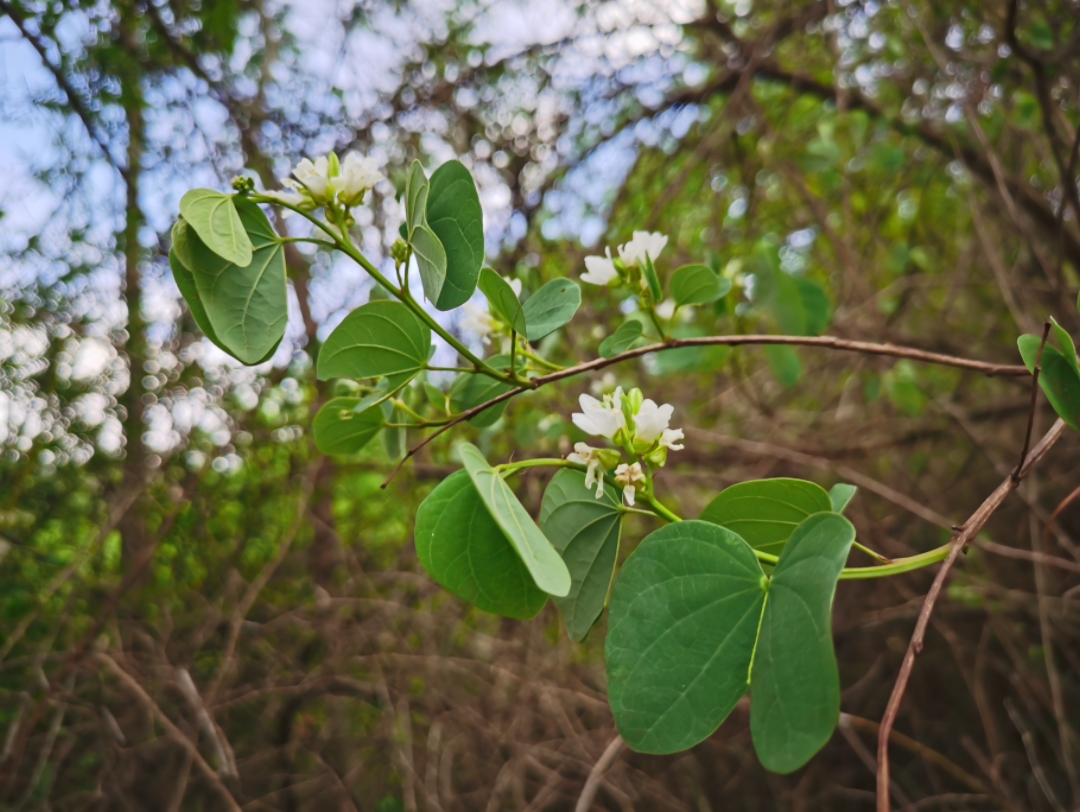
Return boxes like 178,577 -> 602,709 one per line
390,238 -> 410,265
644,444 -> 668,468
622,387 -> 644,429
231,176 -> 255,194
327,152 -> 341,177
596,448 -> 623,471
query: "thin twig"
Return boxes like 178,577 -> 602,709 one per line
383,334 -> 1029,486
574,734 -> 625,812
97,653 -> 242,812
876,419 -> 1068,812
1013,321 -> 1051,481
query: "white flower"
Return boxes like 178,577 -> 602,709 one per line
462,302 -> 499,344
614,462 -> 646,507
572,388 -> 626,439
567,443 -> 606,499
261,188 -> 309,212
654,299 -> 677,320
581,248 -> 619,286
633,399 -> 675,444
338,152 -> 384,206
659,428 -> 684,451
292,157 -> 332,202
618,231 -> 668,268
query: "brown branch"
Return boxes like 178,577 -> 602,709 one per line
573,734 -> 625,812
384,334 -> 1029,487
876,418 -> 1068,812
97,654 -> 242,812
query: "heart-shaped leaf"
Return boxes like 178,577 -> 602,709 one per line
459,443 -> 571,597
539,470 -> 622,641
699,478 -> 832,556
478,269 -> 527,335
318,300 -> 431,389
180,189 -> 252,266
606,520 -> 767,754
427,160 -> 484,311
415,470 -> 547,620
187,199 -> 288,364
522,279 -> 581,341
599,320 -> 644,359
670,264 -> 730,306
313,399 -> 385,455
750,512 -> 855,774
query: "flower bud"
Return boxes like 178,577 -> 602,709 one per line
390,239 -> 410,265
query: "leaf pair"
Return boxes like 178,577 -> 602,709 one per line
1019,319 -> 1080,430
478,269 -> 582,342
605,513 -> 855,773
405,161 -> 485,310
414,445 -> 572,619
172,192 -> 287,365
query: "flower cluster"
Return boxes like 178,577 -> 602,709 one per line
581,231 -> 668,287
264,152 -> 384,211
568,386 -> 684,506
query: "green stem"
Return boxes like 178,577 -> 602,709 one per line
392,398 -> 426,422
519,349 -> 564,371
496,458 -> 579,477
838,543 -> 952,580
642,495 -> 681,524
646,306 -> 667,342
510,330 -> 518,377
853,540 -> 893,565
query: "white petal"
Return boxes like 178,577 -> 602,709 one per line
572,412 -> 604,437
623,484 -> 636,507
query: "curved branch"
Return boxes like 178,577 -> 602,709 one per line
382,334 -> 1029,486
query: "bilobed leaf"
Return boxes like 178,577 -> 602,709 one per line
188,199 -> 288,364
180,189 -> 252,266
539,470 -> 622,641
459,443 -> 571,597
1019,335 -> 1080,431
750,512 -> 856,774
765,344 -> 803,387
313,399 -> 384,455
427,160 -> 484,311
522,279 -> 581,341
411,223 -> 447,305
670,264 -> 729,306
318,300 -> 431,388
828,483 -> 858,514
414,471 -> 547,620
478,268 -> 527,334
448,357 -> 516,427
404,160 -> 429,236
599,320 -> 643,359
606,520 -> 767,754
699,478 -> 833,557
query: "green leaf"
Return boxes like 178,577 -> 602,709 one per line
179,189 -> 253,266
1050,317 -> 1079,377
188,199 -> 288,364
641,253 -> 663,301
318,300 -> 431,389
1019,335 -> 1080,431
411,223 -> 447,305
414,471 -> 547,620
750,512 -> 856,774
458,443 -> 571,597
478,268 -> 526,334
427,160 -> 484,311
606,520 -> 767,754
404,160 -> 429,237
796,279 -> 832,336
599,320 -> 643,359
670,265 -> 729,306
699,478 -> 833,557
539,470 -> 622,641
313,399 -> 385,455
382,406 -> 406,461
828,483 -> 858,514
765,345 -> 803,388
448,357 -> 515,427
521,278 -> 581,341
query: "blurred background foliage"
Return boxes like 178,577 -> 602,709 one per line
2,0 -> 1080,809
